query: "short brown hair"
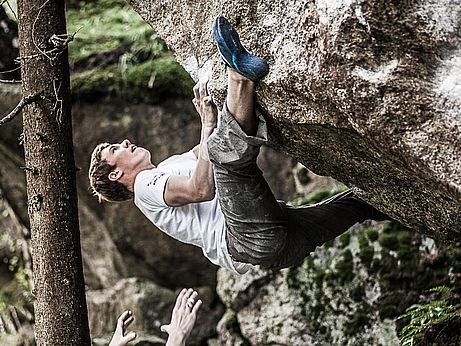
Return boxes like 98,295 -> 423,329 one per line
88,143 -> 134,202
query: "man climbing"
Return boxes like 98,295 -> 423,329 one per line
89,16 -> 386,274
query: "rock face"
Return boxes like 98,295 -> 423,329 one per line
129,0 -> 461,241
86,278 -> 224,345
86,278 -> 175,339
216,221 -> 461,345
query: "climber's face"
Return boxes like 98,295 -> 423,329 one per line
102,139 -> 153,183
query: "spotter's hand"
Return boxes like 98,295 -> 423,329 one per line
108,310 -> 137,346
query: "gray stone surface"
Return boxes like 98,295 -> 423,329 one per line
213,212 -> 461,345
86,278 -> 176,337
86,278 -> 223,345
129,0 -> 461,241
216,221 -> 448,345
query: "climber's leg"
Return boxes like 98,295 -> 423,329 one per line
267,190 -> 389,270
208,85 -> 288,267
208,17 -> 288,267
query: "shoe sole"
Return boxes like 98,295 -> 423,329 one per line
212,16 -> 269,82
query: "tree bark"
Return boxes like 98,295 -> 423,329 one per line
16,0 -> 91,344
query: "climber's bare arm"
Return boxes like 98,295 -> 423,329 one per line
164,79 -> 217,207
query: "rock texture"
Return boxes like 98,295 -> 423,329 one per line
129,0 -> 461,241
86,278 -> 175,339
216,221 -> 461,345
86,278 -> 224,345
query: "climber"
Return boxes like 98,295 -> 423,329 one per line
89,16 -> 387,275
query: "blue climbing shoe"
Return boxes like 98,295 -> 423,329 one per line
212,16 -> 269,82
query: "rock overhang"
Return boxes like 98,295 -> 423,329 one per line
128,0 -> 461,240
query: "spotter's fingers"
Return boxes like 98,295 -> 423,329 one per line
180,288 -> 194,311
117,310 -> 131,328
192,299 -> 202,315
123,315 -> 134,328
174,288 -> 187,311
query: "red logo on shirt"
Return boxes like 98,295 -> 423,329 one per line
147,173 -> 166,187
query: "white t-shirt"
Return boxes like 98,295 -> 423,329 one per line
134,150 -> 251,274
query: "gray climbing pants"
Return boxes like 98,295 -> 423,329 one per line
207,103 -> 385,270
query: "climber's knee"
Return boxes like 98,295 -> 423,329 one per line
227,225 -> 287,266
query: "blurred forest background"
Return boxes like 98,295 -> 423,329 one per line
0,0 -> 460,345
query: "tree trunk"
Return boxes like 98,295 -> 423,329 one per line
16,0 -> 91,345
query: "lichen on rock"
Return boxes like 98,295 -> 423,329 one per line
216,219 -> 461,345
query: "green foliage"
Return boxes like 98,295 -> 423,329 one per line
0,235 -> 33,312
66,0 -> 165,66
357,232 -> 369,249
344,304 -> 371,335
357,230 -> 374,267
334,249 -> 354,284
364,227 -> 379,242
66,0 -> 194,102
71,57 -> 194,103
0,266 -> 33,312
398,286 -> 461,346
358,245 -> 374,268
397,231 -> 412,245
378,233 -> 399,250
339,232 -> 351,248
290,185 -> 347,206
286,266 -> 300,289
379,293 -> 402,319
351,283 -> 365,302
